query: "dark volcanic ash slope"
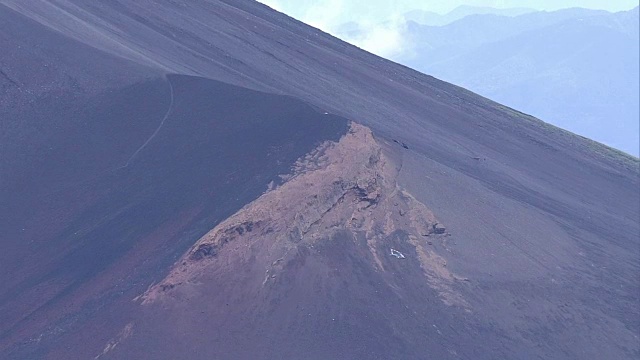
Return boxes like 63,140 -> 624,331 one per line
1,1 -> 639,360
0,23 -> 350,356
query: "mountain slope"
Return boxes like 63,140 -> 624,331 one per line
1,1 -> 638,359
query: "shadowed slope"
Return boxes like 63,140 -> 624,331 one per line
0,74 -> 349,359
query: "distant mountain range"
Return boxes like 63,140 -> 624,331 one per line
405,7 -> 640,156
405,5 -> 536,26
342,7 -> 639,155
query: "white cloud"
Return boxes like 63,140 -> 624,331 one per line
300,0 -> 345,31
339,15 -> 409,60
256,0 -> 411,59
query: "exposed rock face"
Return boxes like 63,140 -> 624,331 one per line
94,323 -> 134,360
142,123 -> 467,308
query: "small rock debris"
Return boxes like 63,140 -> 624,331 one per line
390,248 -> 405,259
392,139 -> 410,149
423,223 -> 447,237
431,223 -> 446,235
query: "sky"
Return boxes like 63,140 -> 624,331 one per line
259,0 -> 638,16
257,0 -> 639,58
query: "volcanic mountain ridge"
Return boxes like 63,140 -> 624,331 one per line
0,1 -> 638,359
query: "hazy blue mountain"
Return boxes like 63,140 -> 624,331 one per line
402,7 -> 639,155
403,8 -> 611,64
405,5 -> 536,26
